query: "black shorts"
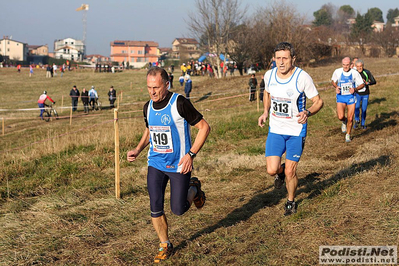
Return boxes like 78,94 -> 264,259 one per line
147,166 -> 191,217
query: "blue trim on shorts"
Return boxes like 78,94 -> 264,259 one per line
265,132 -> 306,162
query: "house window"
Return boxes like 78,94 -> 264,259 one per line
137,58 -> 143,62
64,49 -> 66,52
17,43 -> 19,46
71,42 -> 74,45
65,42 -> 68,44
130,50 -> 134,54
138,50 -> 143,54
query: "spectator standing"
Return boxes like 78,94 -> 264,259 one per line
108,86 -> 117,108
179,75 -> 184,87
46,65 -> 51,78
29,65 -> 34,77
60,64 -> 65,77
169,72 -> 174,89
17,64 -> 21,73
89,86 -> 99,110
259,76 -> 265,102
248,74 -> 258,102
70,85 -> 80,111
181,63 -> 187,76
207,64 -> 213,78
184,75 -> 192,100
53,64 -> 57,76
81,88 -> 89,113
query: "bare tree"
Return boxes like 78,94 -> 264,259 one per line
373,24 -> 399,57
188,0 -> 245,78
228,23 -> 253,75
251,1 -> 313,66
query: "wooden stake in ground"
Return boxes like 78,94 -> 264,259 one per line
114,109 -> 120,199
69,106 -> 73,125
61,95 -> 64,114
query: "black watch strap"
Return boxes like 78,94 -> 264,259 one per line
188,150 -> 196,158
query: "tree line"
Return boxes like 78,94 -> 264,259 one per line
187,0 -> 399,77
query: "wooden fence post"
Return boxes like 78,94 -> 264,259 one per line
61,95 -> 64,114
114,109 -> 120,199
69,106 -> 73,125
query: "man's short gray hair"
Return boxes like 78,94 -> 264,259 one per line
355,59 -> 364,66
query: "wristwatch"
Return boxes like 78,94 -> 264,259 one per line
188,150 -> 196,158
305,109 -> 311,117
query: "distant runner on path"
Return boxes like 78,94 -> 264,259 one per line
354,59 -> 376,130
331,57 -> 364,142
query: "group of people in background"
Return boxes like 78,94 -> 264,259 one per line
36,85 -> 117,119
69,85 -> 117,112
46,63 -> 66,78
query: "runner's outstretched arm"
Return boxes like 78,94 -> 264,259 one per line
127,128 -> 150,162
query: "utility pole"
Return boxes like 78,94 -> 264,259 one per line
76,4 -> 89,60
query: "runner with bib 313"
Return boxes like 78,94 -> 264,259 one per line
258,42 -> 323,216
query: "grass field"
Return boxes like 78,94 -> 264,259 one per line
1,58 -> 399,265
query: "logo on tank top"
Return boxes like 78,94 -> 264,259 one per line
286,89 -> 294,97
161,114 -> 171,125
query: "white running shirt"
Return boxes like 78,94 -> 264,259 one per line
264,67 -> 319,137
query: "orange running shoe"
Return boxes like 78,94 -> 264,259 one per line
154,242 -> 173,263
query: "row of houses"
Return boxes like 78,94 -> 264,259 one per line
0,36 -> 201,67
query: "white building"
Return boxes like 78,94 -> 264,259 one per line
54,38 -> 85,61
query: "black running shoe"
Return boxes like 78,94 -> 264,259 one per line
284,201 -> 297,216
274,163 -> 285,189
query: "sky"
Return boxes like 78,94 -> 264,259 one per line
1,0 -> 397,56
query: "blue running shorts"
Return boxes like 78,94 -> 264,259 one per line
336,94 -> 356,105
265,132 -> 306,162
